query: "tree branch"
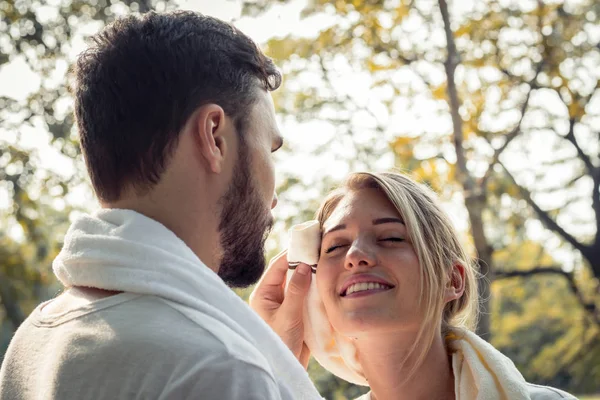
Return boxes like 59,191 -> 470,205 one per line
438,0 -> 475,193
553,94 -> 600,247
480,78 -> 538,189
495,266 -> 599,326
372,45 -> 416,65
499,160 -> 591,256
557,107 -> 600,249
534,173 -> 585,193
593,172 -> 600,247
439,0 -> 495,341
495,266 -> 567,279
563,118 -> 595,175
317,56 -> 385,135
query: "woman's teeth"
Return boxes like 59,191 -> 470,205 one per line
345,282 -> 391,296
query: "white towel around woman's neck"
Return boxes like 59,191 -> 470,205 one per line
285,221 -> 532,398
52,209 -> 322,400
448,328 -> 530,399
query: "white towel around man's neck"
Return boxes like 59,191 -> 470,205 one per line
52,209 -> 322,400
285,221 -> 532,398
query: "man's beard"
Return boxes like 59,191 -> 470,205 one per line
217,148 -> 273,288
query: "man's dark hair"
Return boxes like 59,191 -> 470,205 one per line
73,11 -> 282,202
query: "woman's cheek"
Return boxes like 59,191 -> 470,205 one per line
316,261 -> 333,300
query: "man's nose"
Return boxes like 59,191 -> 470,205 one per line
271,193 -> 278,209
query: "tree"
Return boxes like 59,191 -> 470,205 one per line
242,0 -> 599,393
0,0 -> 176,350
1,0 -> 598,393
492,240 -> 599,391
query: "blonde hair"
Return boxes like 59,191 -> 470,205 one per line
316,171 -> 479,377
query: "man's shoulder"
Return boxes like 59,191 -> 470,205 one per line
2,295 -> 286,400
15,293 -> 267,370
526,383 -> 578,399
95,295 -> 283,397
99,295 -> 268,364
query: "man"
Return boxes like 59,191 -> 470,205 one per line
0,11 -> 318,400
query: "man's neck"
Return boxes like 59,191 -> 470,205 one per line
104,190 -> 221,272
354,330 -> 455,400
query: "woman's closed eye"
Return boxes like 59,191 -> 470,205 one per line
324,237 -> 403,254
380,237 -> 404,243
324,244 -> 347,254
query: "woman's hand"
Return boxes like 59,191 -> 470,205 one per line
249,250 -> 312,369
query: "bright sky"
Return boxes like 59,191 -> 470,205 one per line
0,0 -> 592,269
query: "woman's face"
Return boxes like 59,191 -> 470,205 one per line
316,188 -> 424,337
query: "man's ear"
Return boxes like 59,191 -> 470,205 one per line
444,263 -> 466,303
194,104 -> 229,174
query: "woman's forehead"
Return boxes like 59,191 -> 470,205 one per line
323,189 -> 401,229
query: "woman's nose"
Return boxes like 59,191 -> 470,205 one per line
344,241 -> 376,270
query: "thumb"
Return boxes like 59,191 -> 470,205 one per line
282,263 -> 312,317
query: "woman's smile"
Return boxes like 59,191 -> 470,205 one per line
339,273 -> 395,297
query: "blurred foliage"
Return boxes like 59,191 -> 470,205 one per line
0,0 -> 178,352
492,240 -> 599,391
0,0 -> 599,397
243,0 -> 600,396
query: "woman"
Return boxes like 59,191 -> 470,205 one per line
265,172 -> 577,400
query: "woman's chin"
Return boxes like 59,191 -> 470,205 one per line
332,311 -> 420,338
324,292 -> 422,337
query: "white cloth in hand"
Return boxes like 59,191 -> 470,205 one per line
285,221 -> 368,386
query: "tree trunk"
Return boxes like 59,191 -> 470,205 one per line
438,0 -> 494,340
465,196 -> 494,340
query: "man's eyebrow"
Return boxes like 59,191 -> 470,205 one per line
272,135 -> 284,152
322,224 -> 346,237
372,217 -> 404,225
